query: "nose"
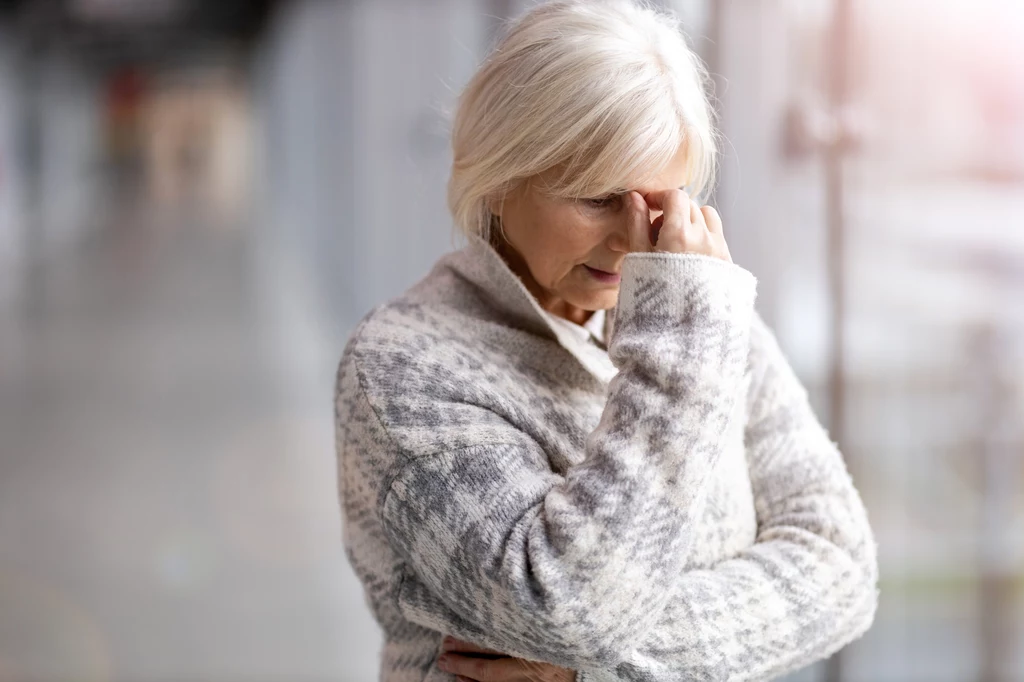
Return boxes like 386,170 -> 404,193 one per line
606,222 -> 630,253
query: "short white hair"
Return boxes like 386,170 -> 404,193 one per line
447,0 -> 719,240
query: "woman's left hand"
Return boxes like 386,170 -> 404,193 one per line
437,636 -> 576,682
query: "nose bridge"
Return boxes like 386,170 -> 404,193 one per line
608,199 -> 650,251
606,212 -> 631,252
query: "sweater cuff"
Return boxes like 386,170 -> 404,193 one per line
616,252 -> 758,331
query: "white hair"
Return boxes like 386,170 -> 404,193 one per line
447,0 -> 719,240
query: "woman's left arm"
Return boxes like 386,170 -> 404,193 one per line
437,311 -> 879,682
572,311 -> 879,681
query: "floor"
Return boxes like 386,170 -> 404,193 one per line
0,199 -> 380,681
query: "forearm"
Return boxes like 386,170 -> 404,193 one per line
577,525 -> 877,681
575,314 -> 880,681
380,253 -> 759,669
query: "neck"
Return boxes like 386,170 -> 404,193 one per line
491,232 -> 593,326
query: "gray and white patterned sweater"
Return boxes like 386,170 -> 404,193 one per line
335,234 -> 879,681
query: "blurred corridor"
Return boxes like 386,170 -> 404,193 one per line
1,1 -> 1023,681
0,201 -> 373,679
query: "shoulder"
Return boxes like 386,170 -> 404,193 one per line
338,295 -> 470,402
335,291 -> 527,457
338,251 -> 483,376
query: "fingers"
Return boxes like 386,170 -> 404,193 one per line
438,653 -> 521,681
700,204 -> 723,234
437,644 -> 575,682
647,189 -> 691,253
624,191 -> 653,252
638,188 -> 675,212
441,636 -> 503,657
637,189 -> 730,260
616,187 -> 729,259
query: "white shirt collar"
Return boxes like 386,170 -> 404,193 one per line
541,308 -> 607,346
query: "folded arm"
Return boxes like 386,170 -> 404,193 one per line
577,312 -> 879,681
348,254 -> 758,670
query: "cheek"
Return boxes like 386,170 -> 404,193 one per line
515,203 -> 606,285
548,222 -> 602,276
526,212 -> 584,261
556,210 -> 607,252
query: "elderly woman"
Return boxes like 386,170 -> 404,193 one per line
335,1 -> 879,680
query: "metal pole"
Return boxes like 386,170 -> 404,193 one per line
823,0 -> 854,679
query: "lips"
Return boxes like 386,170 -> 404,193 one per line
584,265 -> 621,283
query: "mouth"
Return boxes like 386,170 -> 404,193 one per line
583,265 -> 621,284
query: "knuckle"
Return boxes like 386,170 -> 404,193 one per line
666,190 -> 688,207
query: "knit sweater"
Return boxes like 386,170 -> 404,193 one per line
334,234 -> 879,682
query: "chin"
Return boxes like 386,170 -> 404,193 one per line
572,290 -> 618,311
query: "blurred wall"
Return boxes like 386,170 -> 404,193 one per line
256,0 -> 501,345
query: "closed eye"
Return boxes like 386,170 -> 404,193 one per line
583,193 -> 623,209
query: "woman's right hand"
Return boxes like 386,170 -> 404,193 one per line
624,189 -> 733,263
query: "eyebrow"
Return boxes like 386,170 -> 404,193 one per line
613,184 -> 688,195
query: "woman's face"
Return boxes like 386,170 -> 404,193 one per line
490,145 -> 691,324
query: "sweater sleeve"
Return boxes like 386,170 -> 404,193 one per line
576,313 -> 880,682
356,253 -> 757,671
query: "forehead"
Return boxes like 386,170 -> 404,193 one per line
631,145 -> 691,194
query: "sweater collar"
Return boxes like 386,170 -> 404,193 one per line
444,234 -> 617,381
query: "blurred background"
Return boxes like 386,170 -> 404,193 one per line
0,0 -> 1022,680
